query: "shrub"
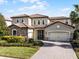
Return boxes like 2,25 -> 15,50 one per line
28,38 -> 34,43
1,36 -> 25,43
0,40 -> 7,45
0,43 -> 34,47
33,41 -> 44,46
73,30 -> 79,40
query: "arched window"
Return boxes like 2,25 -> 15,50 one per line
38,20 -> 40,25
12,29 -> 17,36
43,20 -> 44,24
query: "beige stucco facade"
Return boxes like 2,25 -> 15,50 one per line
8,14 -> 75,41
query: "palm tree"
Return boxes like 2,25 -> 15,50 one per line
74,5 -> 79,12
70,11 -> 78,24
70,5 -> 79,29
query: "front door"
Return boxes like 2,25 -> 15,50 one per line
37,30 -> 44,40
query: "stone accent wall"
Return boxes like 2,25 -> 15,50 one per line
9,25 -> 28,36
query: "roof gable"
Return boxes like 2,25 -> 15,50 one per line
8,23 -> 28,28
30,14 -> 48,18
46,21 -> 74,28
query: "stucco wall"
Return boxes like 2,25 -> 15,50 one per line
50,19 -> 71,25
28,29 -> 33,38
12,17 -> 28,25
45,23 -> 74,31
31,18 -> 49,26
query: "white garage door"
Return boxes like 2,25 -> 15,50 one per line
48,32 -> 70,41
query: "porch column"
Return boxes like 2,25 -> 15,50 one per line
34,29 -> 37,41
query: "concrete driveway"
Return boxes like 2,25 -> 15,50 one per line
31,41 -> 78,59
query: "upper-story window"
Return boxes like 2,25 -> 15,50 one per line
17,20 -> 19,23
22,19 -> 24,23
65,20 -> 68,24
34,20 -> 36,25
66,21 -> 68,24
43,20 -> 44,24
38,20 -> 40,25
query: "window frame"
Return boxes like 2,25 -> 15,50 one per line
43,20 -> 44,25
22,19 -> 24,23
12,29 -> 17,36
17,19 -> 19,23
34,20 -> 36,25
38,20 -> 40,25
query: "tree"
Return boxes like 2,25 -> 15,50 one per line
70,11 -> 78,24
70,5 -> 79,29
74,5 -> 79,12
0,13 -> 9,35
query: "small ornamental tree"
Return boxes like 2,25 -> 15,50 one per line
0,13 -> 9,35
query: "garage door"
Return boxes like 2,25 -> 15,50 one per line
48,32 -> 70,41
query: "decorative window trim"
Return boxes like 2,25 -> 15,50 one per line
12,29 -> 17,36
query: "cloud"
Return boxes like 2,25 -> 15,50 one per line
0,0 -> 8,5
19,0 -> 40,3
59,8 -> 72,16
61,8 -> 71,12
12,0 -> 17,4
7,10 -> 14,13
18,1 -> 48,11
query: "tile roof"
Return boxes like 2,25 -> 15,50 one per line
30,14 -> 48,18
50,16 -> 70,20
9,23 -> 28,28
11,14 -> 29,18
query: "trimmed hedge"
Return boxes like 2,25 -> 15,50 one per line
0,40 -> 7,44
1,36 -> 25,43
0,43 -> 33,47
0,41 -> 43,47
0,36 -> 44,47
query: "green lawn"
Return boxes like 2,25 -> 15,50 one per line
0,47 -> 38,59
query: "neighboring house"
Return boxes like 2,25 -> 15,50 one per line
8,14 -> 75,41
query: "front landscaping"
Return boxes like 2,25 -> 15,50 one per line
0,47 -> 38,59
71,40 -> 79,59
0,36 -> 43,59
71,30 -> 79,59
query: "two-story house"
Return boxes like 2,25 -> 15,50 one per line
9,14 -> 75,41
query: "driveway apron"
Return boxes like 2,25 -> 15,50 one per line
31,41 -> 78,59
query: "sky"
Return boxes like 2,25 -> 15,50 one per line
0,0 -> 79,25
